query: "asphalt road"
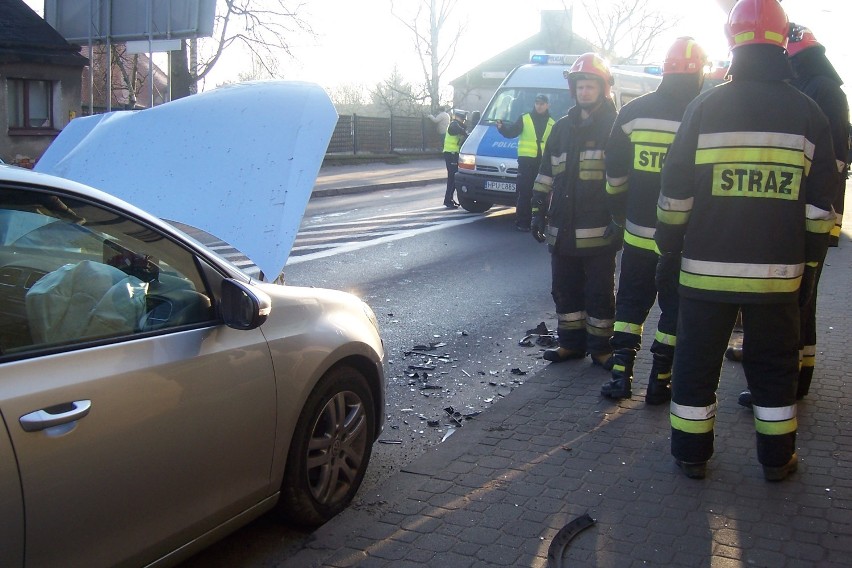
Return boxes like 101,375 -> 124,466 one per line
178,183 -> 562,566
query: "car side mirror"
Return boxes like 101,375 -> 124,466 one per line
220,278 -> 271,330
470,111 -> 481,127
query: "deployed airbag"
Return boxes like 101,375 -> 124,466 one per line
26,260 -> 147,344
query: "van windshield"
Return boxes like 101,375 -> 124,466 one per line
481,88 -> 574,124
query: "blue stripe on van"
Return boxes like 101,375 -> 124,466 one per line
473,125 -> 519,158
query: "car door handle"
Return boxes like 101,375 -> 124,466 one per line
19,400 -> 92,432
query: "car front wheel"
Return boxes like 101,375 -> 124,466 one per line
278,365 -> 376,527
458,195 -> 493,213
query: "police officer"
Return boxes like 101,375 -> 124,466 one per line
737,23 -> 850,407
496,94 -> 555,231
656,0 -> 837,481
443,109 -> 468,208
532,53 -> 620,368
600,37 -> 708,403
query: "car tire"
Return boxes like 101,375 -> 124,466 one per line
278,365 -> 376,527
458,195 -> 492,213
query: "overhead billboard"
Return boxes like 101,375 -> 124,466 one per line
44,0 -> 216,43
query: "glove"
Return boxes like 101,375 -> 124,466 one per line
798,264 -> 818,308
530,192 -> 547,243
603,220 -> 624,247
655,253 -> 681,299
531,214 -> 547,243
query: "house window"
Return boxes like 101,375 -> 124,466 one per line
7,79 -> 54,130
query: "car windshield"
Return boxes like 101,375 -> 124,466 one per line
481,87 -> 573,124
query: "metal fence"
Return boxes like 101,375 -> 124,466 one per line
327,114 -> 445,154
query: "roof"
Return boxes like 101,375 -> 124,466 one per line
0,0 -> 88,66
450,10 -> 596,89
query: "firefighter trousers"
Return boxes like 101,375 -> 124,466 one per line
515,156 -> 541,228
671,298 -> 799,467
611,245 -> 679,358
551,251 -> 615,356
798,260 -> 825,398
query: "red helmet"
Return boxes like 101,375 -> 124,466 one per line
565,53 -> 613,99
725,0 -> 788,51
787,23 -> 821,57
663,37 -> 708,75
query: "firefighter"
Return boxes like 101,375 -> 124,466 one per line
736,23 -> 850,407
787,25 -> 851,248
656,0 -> 836,481
496,94 -> 555,231
600,37 -> 708,403
532,53 -> 620,368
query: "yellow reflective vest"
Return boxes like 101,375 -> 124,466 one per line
443,119 -> 466,153
517,113 -> 555,158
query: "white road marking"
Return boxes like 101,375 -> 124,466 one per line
287,207 -> 511,265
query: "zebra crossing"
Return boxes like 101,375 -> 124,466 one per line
286,205 -> 510,265
169,204 -> 510,278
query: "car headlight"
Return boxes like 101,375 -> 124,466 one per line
458,153 -> 476,170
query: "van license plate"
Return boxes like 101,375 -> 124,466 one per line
484,181 -> 516,192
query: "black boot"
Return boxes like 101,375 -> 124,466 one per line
543,347 -> 585,362
676,459 -> 707,480
601,348 -> 634,400
763,453 -> 798,482
645,354 -> 672,405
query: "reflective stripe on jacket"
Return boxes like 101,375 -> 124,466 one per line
534,100 -> 619,255
655,80 -> 837,303
605,81 -> 701,254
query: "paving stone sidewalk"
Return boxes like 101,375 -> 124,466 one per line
313,158 -> 446,197
284,183 -> 852,568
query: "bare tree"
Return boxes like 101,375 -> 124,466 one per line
213,53 -> 283,87
85,44 -> 166,111
171,0 -> 314,97
578,0 -> 677,64
329,84 -> 369,108
369,66 -> 423,117
237,53 -> 282,82
389,0 -> 464,114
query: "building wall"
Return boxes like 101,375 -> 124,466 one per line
0,63 -> 83,167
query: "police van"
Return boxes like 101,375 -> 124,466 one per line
454,54 -> 663,213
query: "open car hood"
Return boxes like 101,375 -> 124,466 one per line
35,81 -> 337,281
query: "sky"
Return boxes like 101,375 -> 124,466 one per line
23,0 -> 852,100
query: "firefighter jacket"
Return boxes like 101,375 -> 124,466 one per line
498,110 -> 555,158
534,99 -> 619,256
655,70 -> 837,304
605,76 -> 701,253
791,49 -> 851,181
443,119 -> 467,153
790,48 -> 851,242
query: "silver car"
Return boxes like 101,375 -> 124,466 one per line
0,165 -> 385,567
